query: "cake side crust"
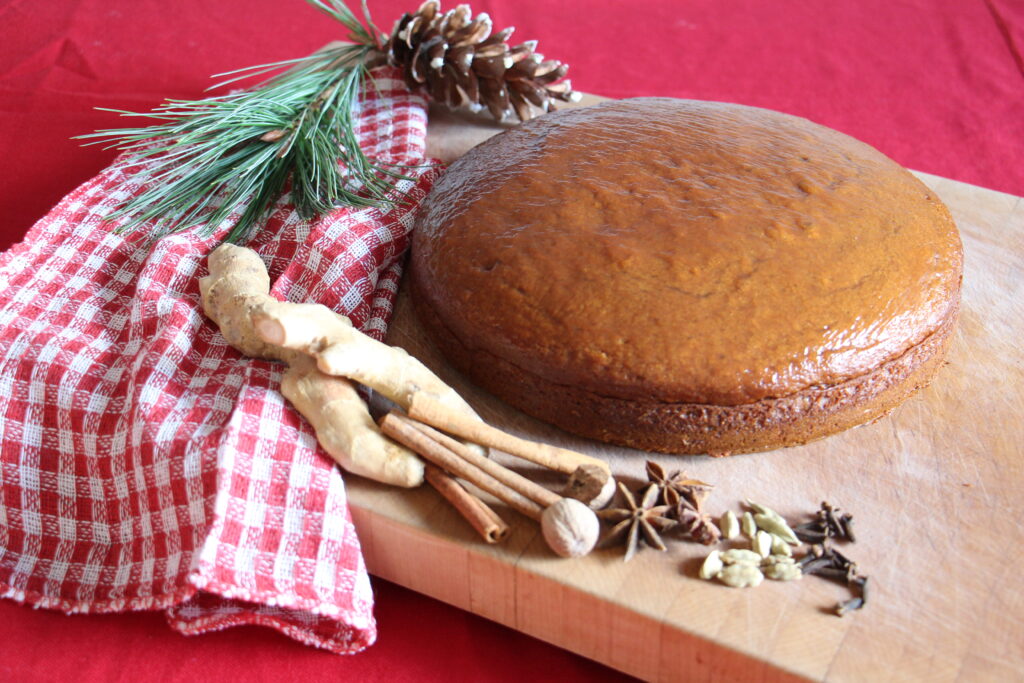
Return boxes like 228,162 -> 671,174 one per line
409,276 -> 960,455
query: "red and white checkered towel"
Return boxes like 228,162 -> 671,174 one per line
0,66 -> 441,653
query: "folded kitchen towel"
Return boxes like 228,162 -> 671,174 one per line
0,66 -> 441,653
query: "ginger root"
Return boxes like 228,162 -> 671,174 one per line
198,243 -> 284,362
200,243 -> 453,488
251,298 -> 478,416
280,355 -> 426,487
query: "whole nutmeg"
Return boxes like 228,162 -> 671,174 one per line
562,464 -> 616,510
540,498 -> 600,558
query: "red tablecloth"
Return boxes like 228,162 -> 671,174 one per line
1,0 -> 1020,679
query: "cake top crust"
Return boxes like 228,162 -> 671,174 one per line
411,98 -> 963,405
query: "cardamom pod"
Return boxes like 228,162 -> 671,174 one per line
764,561 -> 802,581
741,511 -> 757,538
754,513 -> 799,545
720,548 -> 762,565
771,534 -> 793,556
717,563 -> 764,588
745,500 -> 785,522
720,510 -> 739,540
753,530 -> 772,557
700,550 -> 723,579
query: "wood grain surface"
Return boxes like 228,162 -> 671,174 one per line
345,98 -> 1024,681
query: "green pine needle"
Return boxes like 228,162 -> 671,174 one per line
76,0 -> 412,244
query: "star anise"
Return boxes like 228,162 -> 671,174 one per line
649,463 -> 721,545
670,488 -> 722,545
597,483 -> 676,562
645,460 -> 713,510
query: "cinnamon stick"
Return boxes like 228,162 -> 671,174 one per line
424,463 -> 510,544
407,392 -> 610,475
379,412 -> 544,521
406,418 -> 561,508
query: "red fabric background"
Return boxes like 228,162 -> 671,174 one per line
0,0 -> 1020,679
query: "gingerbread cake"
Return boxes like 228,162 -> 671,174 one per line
410,98 -> 963,454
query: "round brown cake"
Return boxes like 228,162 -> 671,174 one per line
410,98 -> 963,454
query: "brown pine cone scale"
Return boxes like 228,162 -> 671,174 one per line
385,1 -> 580,123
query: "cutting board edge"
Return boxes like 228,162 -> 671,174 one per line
348,499 -> 816,683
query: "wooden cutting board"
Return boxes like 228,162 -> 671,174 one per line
346,97 -> 1024,681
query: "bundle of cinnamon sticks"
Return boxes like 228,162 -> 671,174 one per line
379,392 -> 615,557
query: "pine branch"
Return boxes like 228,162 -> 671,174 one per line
76,1 -> 408,244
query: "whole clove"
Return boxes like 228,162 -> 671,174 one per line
794,501 -> 857,544
852,575 -> 869,605
798,545 -> 846,571
797,540 -> 869,617
839,573 -> 869,615
811,566 -> 852,583
793,523 -> 829,544
831,546 -> 854,568
798,555 -> 834,574
835,596 -> 864,617
839,513 -> 856,542
821,501 -> 843,536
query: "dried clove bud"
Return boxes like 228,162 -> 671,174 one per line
798,501 -> 856,543
798,544 -> 831,567
839,513 -> 856,542
797,538 -> 870,617
831,547 -> 853,569
793,522 -> 829,544
853,575 -> 869,605
835,596 -> 864,617
810,566 -> 851,583
798,556 -> 833,575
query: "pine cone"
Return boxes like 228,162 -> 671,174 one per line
385,1 -> 580,123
